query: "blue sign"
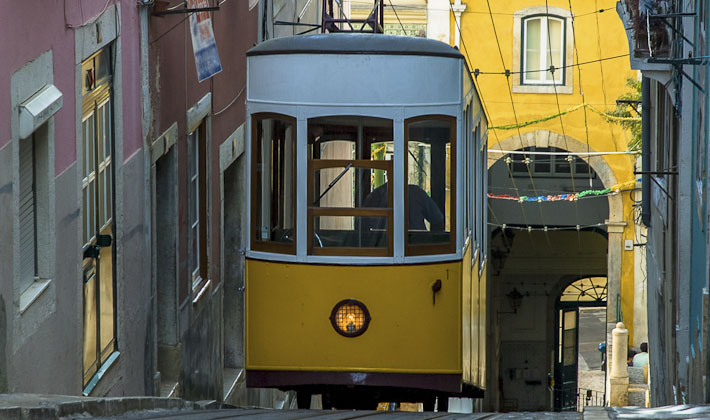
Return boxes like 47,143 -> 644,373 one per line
189,0 -> 222,82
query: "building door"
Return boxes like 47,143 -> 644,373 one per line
554,307 -> 578,411
553,277 -> 608,411
81,48 -> 116,388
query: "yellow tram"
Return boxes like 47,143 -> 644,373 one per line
244,33 -> 489,409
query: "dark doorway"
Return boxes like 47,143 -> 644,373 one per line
554,277 -> 607,411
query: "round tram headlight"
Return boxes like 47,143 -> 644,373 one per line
329,299 -> 371,337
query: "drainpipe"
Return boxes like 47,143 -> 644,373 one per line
641,76 -> 651,226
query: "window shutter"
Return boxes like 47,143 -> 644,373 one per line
19,137 -> 36,288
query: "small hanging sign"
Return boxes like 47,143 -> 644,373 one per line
188,0 -> 222,82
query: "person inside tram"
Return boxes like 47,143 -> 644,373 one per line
363,182 -> 444,231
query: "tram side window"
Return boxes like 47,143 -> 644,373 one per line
308,116 -> 393,256
405,116 -> 456,255
251,114 -> 296,254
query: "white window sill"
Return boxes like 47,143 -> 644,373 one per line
82,351 -> 120,396
192,279 -> 212,305
513,84 -> 573,94
223,367 -> 244,400
19,278 -> 52,315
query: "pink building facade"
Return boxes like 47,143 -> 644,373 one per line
0,0 -> 256,400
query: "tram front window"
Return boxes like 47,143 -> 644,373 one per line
405,116 -> 456,255
308,116 -> 393,256
252,114 -> 296,254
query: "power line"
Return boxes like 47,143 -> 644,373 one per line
350,2 -> 615,17
488,149 -> 637,156
488,221 -> 609,232
474,53 -> 630,75
387,0 -> 407,34
594,0 -> 619,152
485,0 -> 552,248
567,0 -> 595,185
542,0 -> 584,244
445,0 -> 536,248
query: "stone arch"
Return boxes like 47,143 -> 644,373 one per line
486,130 -> 629,409
487,129 -> 626,328
487,129 -> 623,224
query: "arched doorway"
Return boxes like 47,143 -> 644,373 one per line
554,277 -> 607,411
487,130 -> 622,412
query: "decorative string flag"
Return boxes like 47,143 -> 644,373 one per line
488,179 -> 639,203
489,103 -> 640,131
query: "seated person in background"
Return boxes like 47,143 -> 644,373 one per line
627,349 -> 637,366
633,342 -> 649,368
364,183 -> 444,231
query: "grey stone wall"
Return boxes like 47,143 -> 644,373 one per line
181,290 -> 223,401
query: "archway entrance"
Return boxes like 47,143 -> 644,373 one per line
554,277 -> 607,411
487,131 -> 621,412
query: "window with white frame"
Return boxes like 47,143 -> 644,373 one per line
513,6 -> 573,94
188,122 -> 209,293
522,15 -> 565,85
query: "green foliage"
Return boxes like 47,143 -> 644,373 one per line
608,78 -> 642,151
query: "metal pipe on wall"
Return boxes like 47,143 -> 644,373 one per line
641,77 -> 651,226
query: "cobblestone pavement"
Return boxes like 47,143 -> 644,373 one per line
89,408 -> 583,420
578,370 -> 605,395
608,405 -> 710,419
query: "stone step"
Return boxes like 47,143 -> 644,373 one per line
628,387 -> 648,407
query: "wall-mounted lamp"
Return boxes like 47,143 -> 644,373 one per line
506,288 -> 524,314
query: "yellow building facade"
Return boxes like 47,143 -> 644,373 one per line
457,0 -> 641,410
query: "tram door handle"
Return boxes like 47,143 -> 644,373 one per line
432,279 -> 442,305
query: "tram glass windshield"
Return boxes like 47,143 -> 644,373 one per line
405,116 -> 455,254
252,114 -> 297,254
308,116 -> 394,256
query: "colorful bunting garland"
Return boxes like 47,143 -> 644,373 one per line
488,179 -> 638,203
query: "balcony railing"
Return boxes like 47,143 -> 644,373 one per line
619,0 -> 672,58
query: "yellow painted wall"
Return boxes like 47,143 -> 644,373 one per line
246,258 -> 463,373
458,1 -> 638,340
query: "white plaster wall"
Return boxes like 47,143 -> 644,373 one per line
427,0 -> 450,44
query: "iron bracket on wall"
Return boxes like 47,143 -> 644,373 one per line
152,1 -> 220,16
649,12 -> 696,48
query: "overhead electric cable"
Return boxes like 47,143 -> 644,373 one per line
474,53 -> 629,75
488,149 -> 637,156
485,0 -> 552,247
567,0 -> 595,184
594,0 -> 619,151
543,0 -> 583,246
446,0 -> 535,244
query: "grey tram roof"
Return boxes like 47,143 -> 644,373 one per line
246,33 -> 464,59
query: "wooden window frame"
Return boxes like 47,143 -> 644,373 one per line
404,115 -> 457,256
307,159 -> 394,257
250,113 -> 298,255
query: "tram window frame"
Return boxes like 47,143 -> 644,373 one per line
404,115 -> 457,256
307,116 -> 394,257
251,113 -> 297,255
